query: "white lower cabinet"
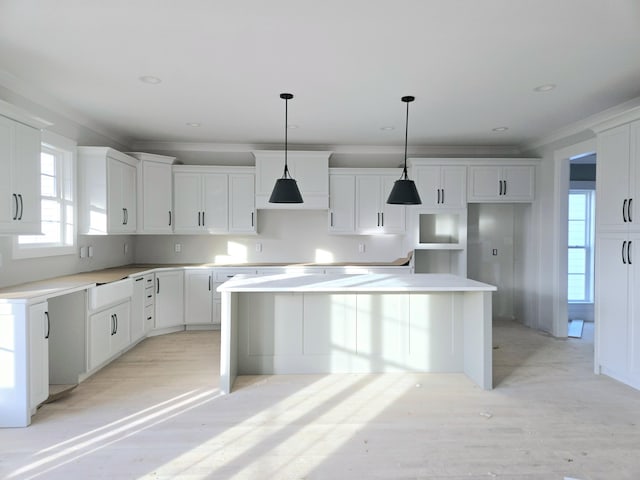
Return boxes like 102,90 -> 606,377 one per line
29,302 -> 49,411
88,301 -> 130,371
131,274 -> 155,342
185,269 -> 215,325
154,270 -> 184,329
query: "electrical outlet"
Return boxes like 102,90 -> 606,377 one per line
492,249 -> 498,256
255,242 -> 262,253
88,246 -> 94,258
79,246 -> 87,258
175,243 -> 182,253
358,243 -> 366,253
124,243 -> 129,255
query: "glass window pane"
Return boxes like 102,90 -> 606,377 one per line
41,221 -> 61,243
568,274 -> 586,301
568,193 -> 586,220
41,152 -> 55,176
568,248 -> 586,274
41,174 -> 56,197
42,199 -> 61,222
568,220 -> 586,246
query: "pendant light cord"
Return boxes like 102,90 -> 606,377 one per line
283,96 -> 290,179
402,98 -> 409,179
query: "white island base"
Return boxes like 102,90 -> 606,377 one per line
218,274 -> 496,393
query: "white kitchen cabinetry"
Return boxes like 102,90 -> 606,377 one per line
78,147 -> 138,234
131,273 -> 155,342
29,302 -> 49,412
410,162 -> 466,209
0,114 -> 42,234
355,170 -> 405,234
596,122 -> 640,232
595,119 -> 640,390
154,270 -> 184,330
173,166 -> 255,234
254,150 -> 330,209
185,269 -> 215,325
128,152 -> 176,234
467,164 -> 535,202
328,173 -> 356,233
88,301 -> 130,371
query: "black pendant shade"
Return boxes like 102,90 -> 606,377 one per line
269,93 -> 303,204
387,95 -> 422,205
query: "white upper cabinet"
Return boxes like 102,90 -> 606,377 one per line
254,150 -> 330,209
596,121 -> 640,232
328,173 -> 356,234
78,147 -> 138,234
0,114 -> 42,234
410,162 -> 466,209
355,170 -> 405,234
467,163 -> 535,202
173,165 -> 255,234
128,152 -> 176,234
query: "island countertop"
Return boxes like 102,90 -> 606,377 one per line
217,273 -> 497,293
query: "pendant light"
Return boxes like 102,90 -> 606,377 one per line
386,95 -> 422,205
269,93 -> 303,203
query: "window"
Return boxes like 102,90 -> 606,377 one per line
13,132 -> 76,258
568,190 -> 595,302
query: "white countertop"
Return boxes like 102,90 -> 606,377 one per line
217,273 -> 496,293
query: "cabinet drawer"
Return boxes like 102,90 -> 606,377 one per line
143,274 -> 154,287
144,304 -> 154,327
88,278 -> 133,311
144,286 -> 155,307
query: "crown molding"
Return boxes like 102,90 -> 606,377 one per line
523,96 -> 640,150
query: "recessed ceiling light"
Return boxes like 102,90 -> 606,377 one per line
139,75 -> 162,85
533,83 -> 556,92
287,124 -> 299,129
380,126 -> 395,131
186,122 -> 201,127
492,126 -> 509,132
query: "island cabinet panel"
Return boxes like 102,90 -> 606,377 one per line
303,294 -> 357,356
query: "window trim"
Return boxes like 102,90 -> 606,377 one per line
12,131 -> 77,259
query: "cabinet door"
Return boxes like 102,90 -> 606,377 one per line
415,166 -> 442,208
468,166 -> 501,201
502,166 -> 534,202
0,116 -> 14,226
107,159 -> 126,233
142,161 -> 172,233
597,124 -> 631,230
29,302 -> 49,410
185,270 -> 214,324
173,172 -> 202,233
329,175 -> 355,233
110,302 -> 131,354
120,162 -> 137,232
229,174 -> 256,233
630,120 -> 640,229
596,233 -> 630,378
355,175 -> 382,233
630,234 -> 640,384
89,310 -> 112,370
12,122 -> 41,232
203,174 -> 228,233
155,270 -> 184,329
380,175 -> 405,233
440,166 -> 467,208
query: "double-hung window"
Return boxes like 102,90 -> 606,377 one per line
567,190 -> 595,302
13,132 -> 76,258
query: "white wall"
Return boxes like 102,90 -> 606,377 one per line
134,209 -> 409,265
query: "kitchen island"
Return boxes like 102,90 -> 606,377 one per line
217,273 -> 497,393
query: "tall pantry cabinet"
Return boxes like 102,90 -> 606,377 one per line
595,118 -> 640,390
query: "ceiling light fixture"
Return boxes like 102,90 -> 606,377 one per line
380,126 -> 395,131
186,122 -> 201,127
492,126 -> 509,132
269,93 -> 303,204
387,96 -> 422,205
533,83 -> 556,92
139,75 -> 162,85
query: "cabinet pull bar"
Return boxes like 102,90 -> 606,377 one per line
111,314 -> 115,335
330,211 -> 333,227
251,211 -> 254,227
503,181 -> 507,196
437,189 -> 440,204
377,212 -> 380,227
629,241 -> 632,265
441,188 -> 445,204
156,278 -> 160,294
12,194 -> 18,220
114,314 -> 118,334
209,275 -> 212,291
381,212 -> 384,226
498,181 -> 502,196
623,241 -> 627,264
623,199 -> 628,222
169,211 -> 172,226
45,311 -> 50,339
629,199 -> 633,223
202,211 -> 205,226
18,194 -> 23,220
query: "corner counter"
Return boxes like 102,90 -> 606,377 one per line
217,273 -> 496,394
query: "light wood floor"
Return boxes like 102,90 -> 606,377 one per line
2,320 -> 639,479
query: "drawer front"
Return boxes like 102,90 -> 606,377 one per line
144,274 -> 155,288
214,268 -> 257,282
88,278 -> 133,311
144,304 -> 154,328
144,286 -> 155,307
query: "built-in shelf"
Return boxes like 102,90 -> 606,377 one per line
418,212 -> 461,245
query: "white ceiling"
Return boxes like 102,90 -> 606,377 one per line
1,0 -> 640,151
